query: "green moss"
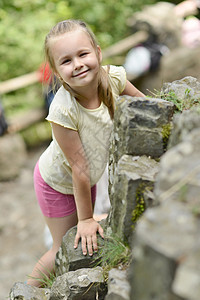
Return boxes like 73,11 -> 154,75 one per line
161,123 -> 172,151
132,183 -> 146,228
132,183 -> 155,229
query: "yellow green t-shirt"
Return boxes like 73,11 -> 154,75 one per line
39,65 -> 126,194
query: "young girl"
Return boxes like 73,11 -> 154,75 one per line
28,19 -> 144,286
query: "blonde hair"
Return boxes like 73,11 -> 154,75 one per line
44,19 -> 115,119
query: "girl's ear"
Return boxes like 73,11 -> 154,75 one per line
97,45 -> 102,63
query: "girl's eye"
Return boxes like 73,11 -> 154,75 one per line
62,59 -> 71,64
80,52 -> 88,57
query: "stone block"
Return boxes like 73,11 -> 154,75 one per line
105,268 -> 130,300
155,127 -> 200,204
111,96 -> 174,163
50,267 -> 107,300
0,133 -> 27,180
55,221 -> 106,277
168,108 -> 200,148
129,200 -> 199,300
9,282 -> 50,300
172,249 -> 200,300
161,76 -> 200,101
107,155 -> 159,244
161,77 -> 200,149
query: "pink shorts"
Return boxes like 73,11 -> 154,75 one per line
34,161 -> 96,218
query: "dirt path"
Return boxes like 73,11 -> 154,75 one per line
0,146 -> 47,300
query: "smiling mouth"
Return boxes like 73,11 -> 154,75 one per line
73,70 -> 89,77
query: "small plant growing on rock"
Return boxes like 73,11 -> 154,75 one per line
147,89 -> 200,112
96,234 -> 131,281
161,123 -> 172,151
27,262 -> 56,288
132,183 -> 154,229
161,90 -> 200,112
132,192 -> 145,227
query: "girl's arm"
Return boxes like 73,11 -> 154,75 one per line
52,123 -> 104,256
120,79 -> 145,97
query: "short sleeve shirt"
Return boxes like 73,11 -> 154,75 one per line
39,65 -> 126,194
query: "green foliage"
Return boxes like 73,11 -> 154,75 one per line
1,83 -> 43,117
0,0 -> 156,127
161,90 -> 200,112
67,0 -> 155,48
0,1 -> 60,80
0,0 -> 156,81
148,89 -> 200,113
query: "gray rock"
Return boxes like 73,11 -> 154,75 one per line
161,76 -> 200,100
129,112 -> 200,299
50,267 -> 107,300
129,199 -> 199,300
9,282 -> 50,300
0,133 -> 27,180
105,268 -> 130,300
109,96 -> 174,206
168,108 -> 200,148
172,249 -> 200,300
107,155 -> 159,244
112,96 -> 174,162
55,222 -> 105,277
155,127 -> 200,203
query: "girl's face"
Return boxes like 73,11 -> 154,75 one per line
51,30 -> 102,91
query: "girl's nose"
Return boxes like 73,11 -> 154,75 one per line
73,57 -> 83,69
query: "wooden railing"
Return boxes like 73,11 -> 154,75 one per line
0,30 -> 148,133
0,71 -> 39,95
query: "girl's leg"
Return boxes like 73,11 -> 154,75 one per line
27,211 -> 78,287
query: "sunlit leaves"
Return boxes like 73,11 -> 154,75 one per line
0,0 -> 157,81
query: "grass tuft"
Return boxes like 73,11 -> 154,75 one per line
147,88 -> 200,113
96,234 -> 131,281
27,262 -> 56,288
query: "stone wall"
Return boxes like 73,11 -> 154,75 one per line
9,77 -> 200,299
129,78 -> 200,300
107,96 -> 174,245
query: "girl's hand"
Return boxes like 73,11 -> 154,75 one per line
74,218 -> 104,256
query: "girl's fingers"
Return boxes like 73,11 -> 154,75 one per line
75,221 -> 104,255
86,236 -> 93,256
81,236 -> 87,256
92,234 -> 98,253
98,225 -> 104,239
74,232 -> 80,249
